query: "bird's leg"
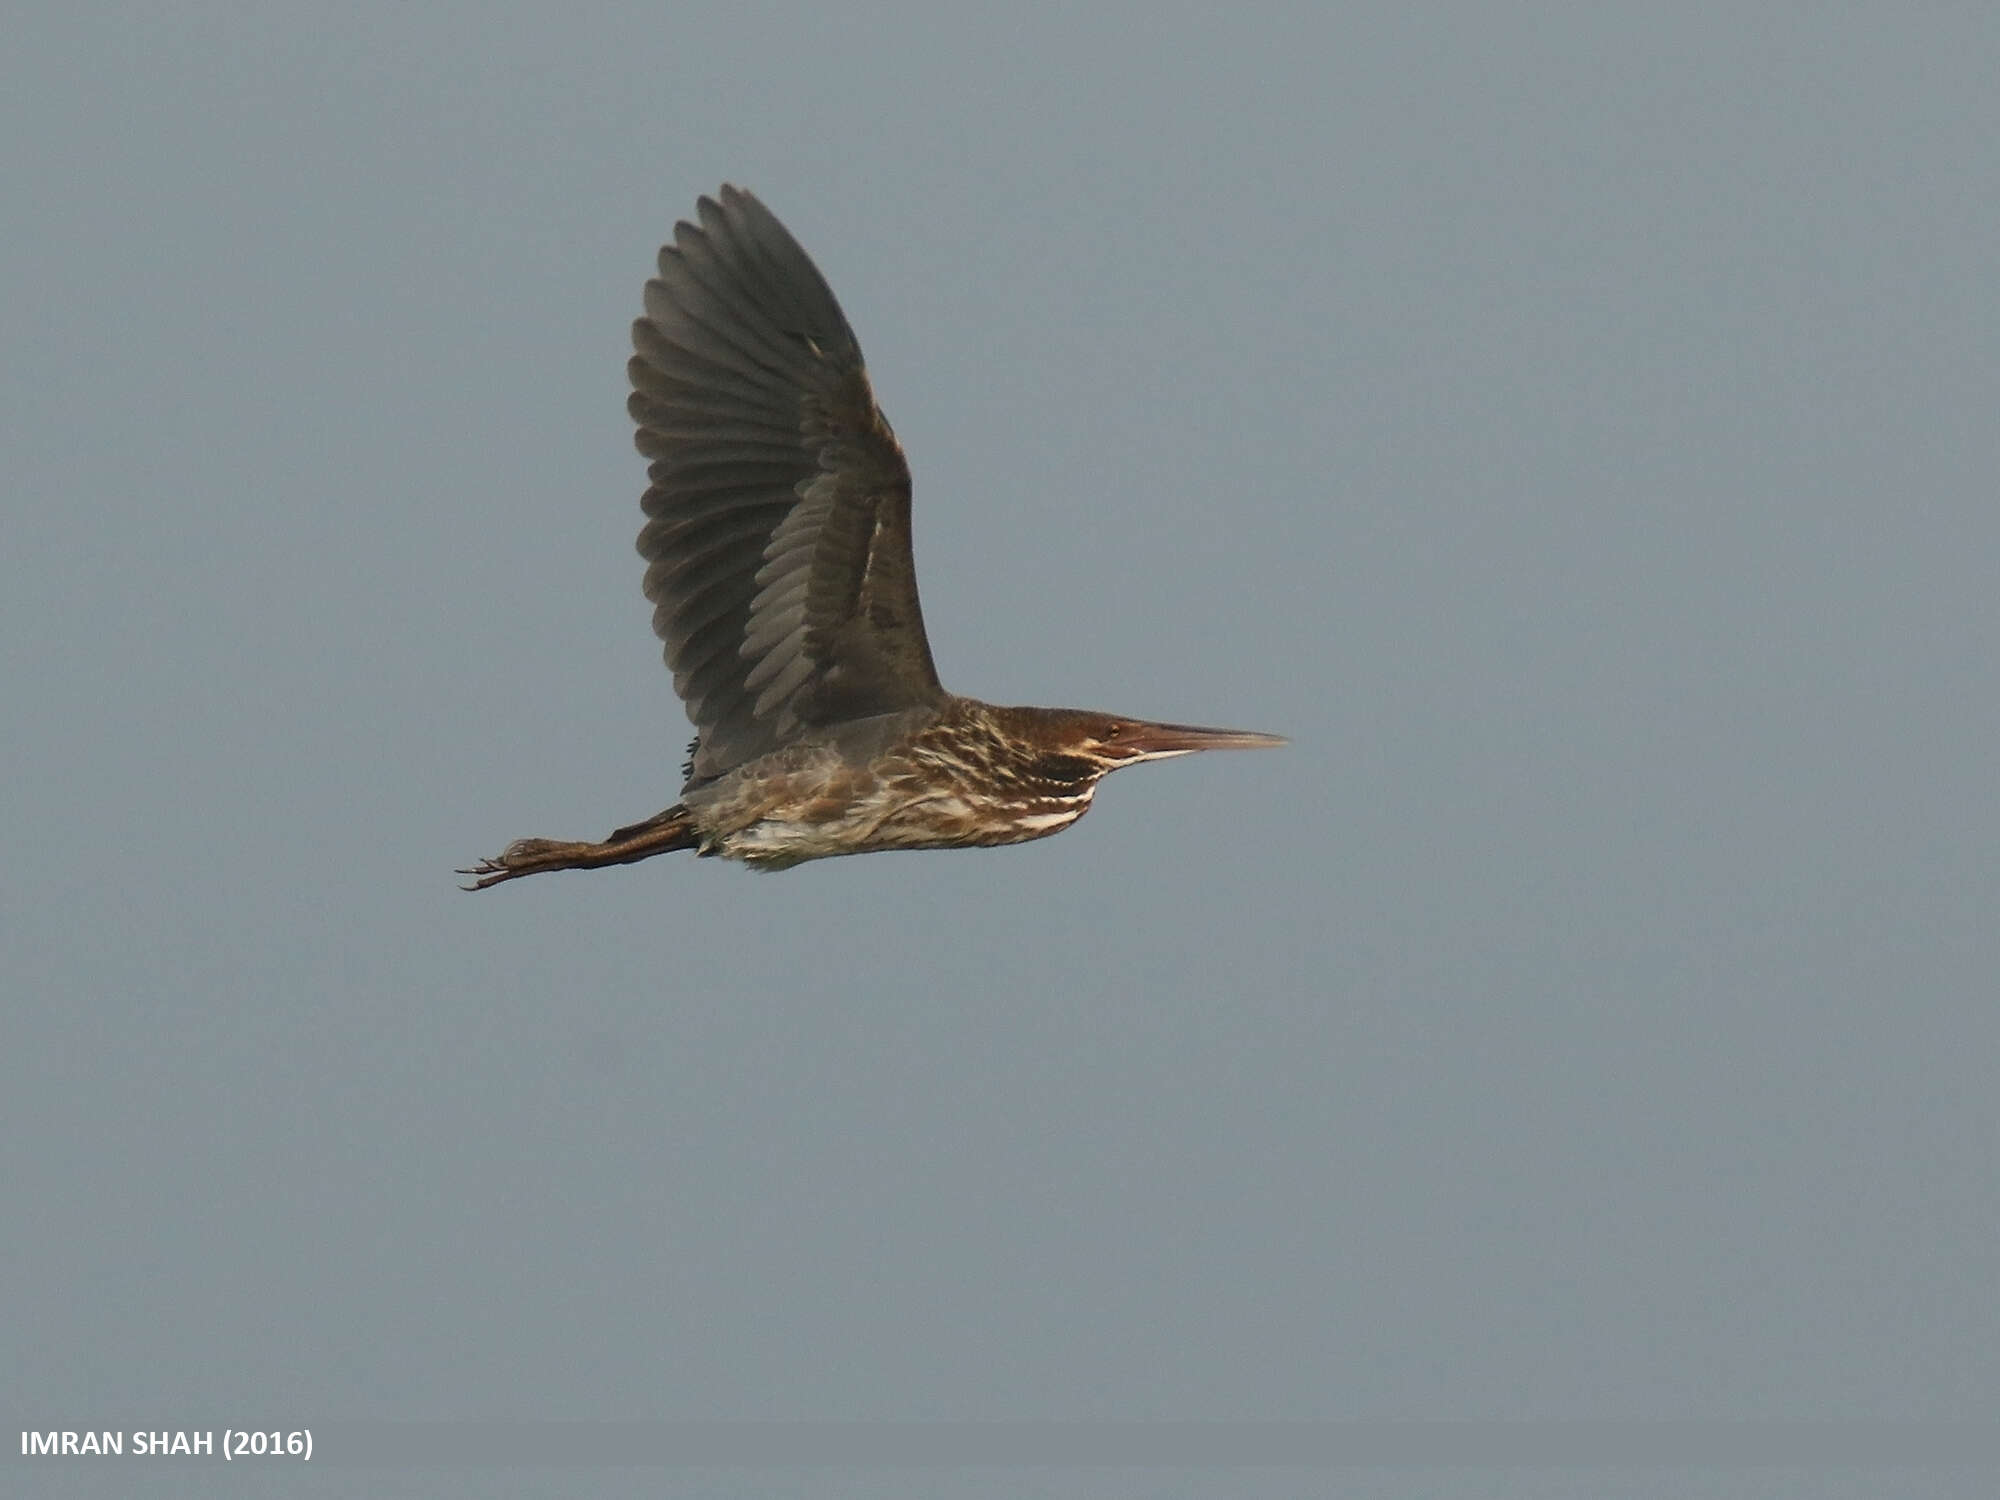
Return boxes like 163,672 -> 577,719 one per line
458,806 -> 697,890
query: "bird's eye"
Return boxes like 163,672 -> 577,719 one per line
1100,723 -> 1124,740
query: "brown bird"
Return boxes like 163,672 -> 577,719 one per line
462,187 -> 1282,886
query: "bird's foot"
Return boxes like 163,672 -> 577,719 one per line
457,838 -> 598,891
458,806 -> 698,890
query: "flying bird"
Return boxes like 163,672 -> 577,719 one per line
463,187 -> 1281,885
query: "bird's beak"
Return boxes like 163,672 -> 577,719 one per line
1115,720 -> 1288,760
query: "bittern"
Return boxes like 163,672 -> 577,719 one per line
462,187 -> 1281,886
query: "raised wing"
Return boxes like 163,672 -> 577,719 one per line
630,186 -> 943,787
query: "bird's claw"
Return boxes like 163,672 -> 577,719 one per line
456,857 -> 518,892
456,838 -> 572,891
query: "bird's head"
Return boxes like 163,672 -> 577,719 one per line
1005,707 -> 1287,784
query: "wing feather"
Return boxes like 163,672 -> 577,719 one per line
630,186 -> 943,785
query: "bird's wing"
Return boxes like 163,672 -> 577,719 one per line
630,186 -> 943,786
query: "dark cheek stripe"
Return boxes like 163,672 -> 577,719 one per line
1025,753 -> 1097,786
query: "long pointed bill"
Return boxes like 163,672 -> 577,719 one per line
1114,720 -> 1288,763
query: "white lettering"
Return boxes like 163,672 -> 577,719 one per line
46,1430 -> 123,1455
132,1430 -> 210,1455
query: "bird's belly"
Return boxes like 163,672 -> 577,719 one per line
703,785 -> 1086,869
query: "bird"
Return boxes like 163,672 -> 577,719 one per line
461,186 -> 1282,887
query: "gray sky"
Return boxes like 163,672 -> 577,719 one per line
6,5 -> 1997,1497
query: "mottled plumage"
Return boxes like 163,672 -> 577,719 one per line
463,188 -> 1280,887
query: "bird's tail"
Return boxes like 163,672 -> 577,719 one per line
459,805 -> 698,890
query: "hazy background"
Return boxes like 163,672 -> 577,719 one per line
5,5 -> 1996,1497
